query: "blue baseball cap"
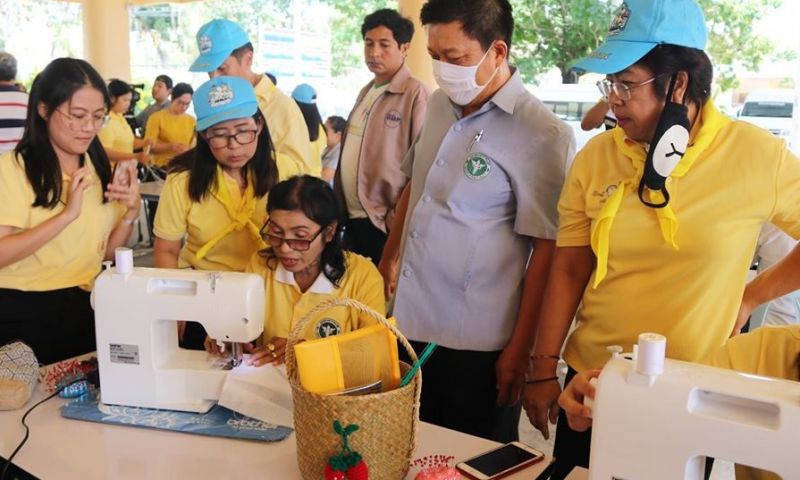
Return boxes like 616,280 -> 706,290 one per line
291,83 -> 317,104
573,0 -> 707,74
189,19 -> 250,72
193,76 -> 258,131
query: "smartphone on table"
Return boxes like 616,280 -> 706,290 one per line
111,159 -> 138,187
456,442 -> 545,480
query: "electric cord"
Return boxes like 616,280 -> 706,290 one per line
0,378 -> 83,480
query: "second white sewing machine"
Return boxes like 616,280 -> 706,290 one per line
93,254 -> 264,413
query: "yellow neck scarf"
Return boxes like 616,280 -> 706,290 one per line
589,101 -> 731,288
196,166 -> 266,260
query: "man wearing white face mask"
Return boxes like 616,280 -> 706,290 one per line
379,0 -> 575,443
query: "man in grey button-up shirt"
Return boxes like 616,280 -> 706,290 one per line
379,0 -> 574,444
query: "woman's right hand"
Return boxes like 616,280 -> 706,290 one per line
62,165 -> 93,221
522,379 -> 563,440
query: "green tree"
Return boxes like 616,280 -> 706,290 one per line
511,0 -> 614,84
510,0 -> 791,91
699,0 -> 788,92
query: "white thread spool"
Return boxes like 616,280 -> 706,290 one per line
115,247 -> 133,275
636,333 -> 666,376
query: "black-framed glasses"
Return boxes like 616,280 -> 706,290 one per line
260,222 -> 324,252
205,130 -> 258,149
55,109 -> 109,131
596,74 -> 664,101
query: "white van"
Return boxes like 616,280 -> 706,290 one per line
527,84 -> 605,151
738,89 -> 794,146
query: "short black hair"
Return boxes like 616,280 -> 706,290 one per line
634,44 -> 713,107
171,82 -> 194,101
421,0 -> 513,51
361,9 -> 414,46
326,116 -> 346,135
107,79 -> 133,99
231,42 -> 254,60
155,74 -> 173,90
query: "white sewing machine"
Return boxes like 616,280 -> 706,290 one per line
588,333 -> 800,479
93,254 -> 264,413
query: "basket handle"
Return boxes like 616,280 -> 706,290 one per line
284,297 -> 420,385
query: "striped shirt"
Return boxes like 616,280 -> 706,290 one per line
0,84 -> 28,155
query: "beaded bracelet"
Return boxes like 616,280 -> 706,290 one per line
525,376 -> 559,385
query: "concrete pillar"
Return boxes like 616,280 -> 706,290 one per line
399,0 -> 435,90
81,0 -> 131,81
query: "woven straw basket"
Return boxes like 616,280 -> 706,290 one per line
286,298 -> 421,480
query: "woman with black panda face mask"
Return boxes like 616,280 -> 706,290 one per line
523,0 -> 800,477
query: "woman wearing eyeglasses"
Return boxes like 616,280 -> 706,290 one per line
144,82 -> 196,168
0,58 -> 141,364
523,1 -> 800,477
153,76 -> 278,348
209,175 -> 384,366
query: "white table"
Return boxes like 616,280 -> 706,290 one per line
1,382 -> 553,479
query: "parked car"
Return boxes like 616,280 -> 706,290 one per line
738,89 -> 794,147
527,84 -> 605,151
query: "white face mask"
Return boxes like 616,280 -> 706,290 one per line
432,44 -> 499,106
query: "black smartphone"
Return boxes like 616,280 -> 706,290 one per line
456,442 -> 545,480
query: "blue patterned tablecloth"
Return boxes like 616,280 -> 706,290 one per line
60,390 -> 292,442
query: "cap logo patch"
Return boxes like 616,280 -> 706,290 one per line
608,2 -> 631,36
588,50 -> 610,60
199,35 -> 212,54
208,84 -> 234,107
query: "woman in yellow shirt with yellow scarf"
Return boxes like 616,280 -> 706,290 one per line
524,1 -> 800,477
153,76 -> 278,348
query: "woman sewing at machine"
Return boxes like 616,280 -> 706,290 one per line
153,76 -> 278,349
0,58 -> 141,364
205,175 -> 385,366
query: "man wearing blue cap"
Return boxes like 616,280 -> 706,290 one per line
190,19 -> 316,179
524,0 -> 800,478
334,9 -> 430,266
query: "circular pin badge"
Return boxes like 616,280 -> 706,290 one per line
464,153 -> 492,180
315,318 -> 342,338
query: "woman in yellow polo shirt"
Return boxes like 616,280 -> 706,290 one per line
0,58 -> 141,364
524,2 -> 800,477
153,76 -> 278,348
98,79 -> 149,164
144,82 -> 196,168
204,175 -> 385,366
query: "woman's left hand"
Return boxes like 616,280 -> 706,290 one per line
106,162 -> 141,219
245,337 -> 287,366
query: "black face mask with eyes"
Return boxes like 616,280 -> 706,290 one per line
638,74 -> 690,209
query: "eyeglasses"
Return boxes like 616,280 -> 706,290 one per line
55,109 -> 109,131
260,222 -> 324,252
596,74 -> 663,101
206,130 -> 258,149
